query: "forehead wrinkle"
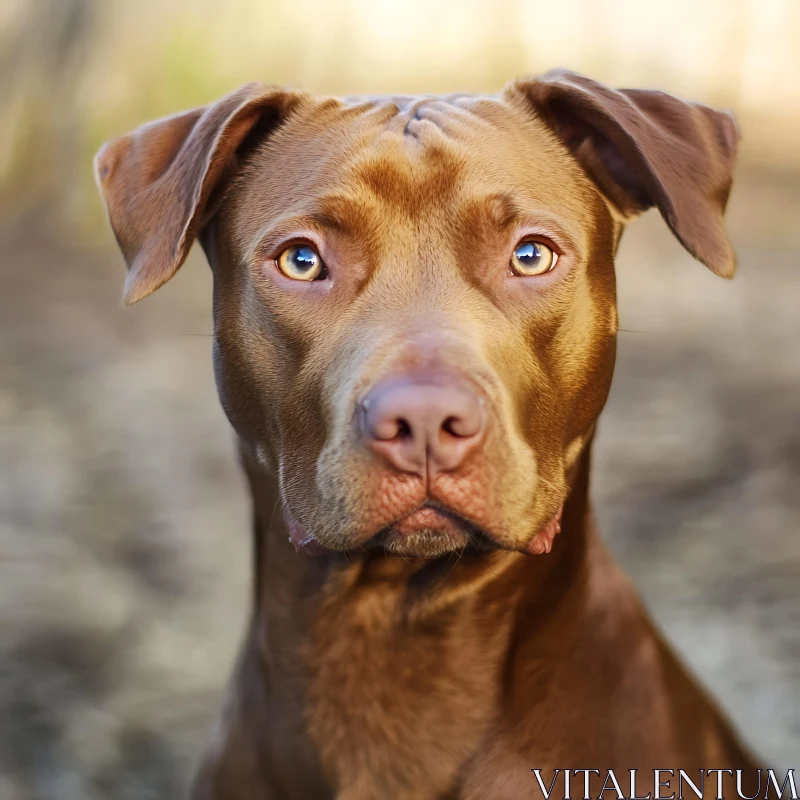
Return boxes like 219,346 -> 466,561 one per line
352,144 -> 464,218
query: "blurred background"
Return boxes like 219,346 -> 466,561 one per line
1,0 -> 798,797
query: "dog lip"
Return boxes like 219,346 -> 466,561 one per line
375,501 -> 497,551
367,502 -> 480,557
386,501 -> 565,556
285,510 -> 328,556
525,505 -> 564,555
399,501 -> 491,534
393,504 -> 470,535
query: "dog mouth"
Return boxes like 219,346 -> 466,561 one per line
287,501 -> 563,559
365,503 -> 497,558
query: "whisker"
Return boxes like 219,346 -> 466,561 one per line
442,544 -> 466,582
534,474 -> 563,492
268,498 -> 281,533
485,557 -> 500,579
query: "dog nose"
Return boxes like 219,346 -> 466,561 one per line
360,375 -> 485,475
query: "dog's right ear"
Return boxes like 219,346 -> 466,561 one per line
94,85 -> 303,305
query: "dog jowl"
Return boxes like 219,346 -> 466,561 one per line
95,71 -> 758,799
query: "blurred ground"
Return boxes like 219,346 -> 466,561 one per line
1,1 -> 799,798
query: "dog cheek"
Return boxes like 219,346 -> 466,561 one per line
278,396 -> 330,511
562,321 -> 617,450
211,325 -> 287,472
548,280 -> 617,437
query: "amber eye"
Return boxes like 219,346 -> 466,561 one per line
510,240 -> 557,277
276,244 -> 327,281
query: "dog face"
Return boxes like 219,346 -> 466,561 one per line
95,71 -> 738,558
210,94 -> 619,557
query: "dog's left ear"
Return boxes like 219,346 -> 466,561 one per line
95,84 -> 303,304
507,70 -> 740,278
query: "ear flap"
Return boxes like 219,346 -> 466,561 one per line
94,84 -> 302,304
506,70 -> 740,278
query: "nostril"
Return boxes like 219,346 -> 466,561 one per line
395,418 -> 413,439
367,409 -> 414,441
442,415 -> 477,438
442,417 -> 472,437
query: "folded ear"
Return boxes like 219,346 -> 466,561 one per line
506,70 -> 740,278
94,84 -> 302,304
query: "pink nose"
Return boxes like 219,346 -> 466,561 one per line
360,374 -> 486,475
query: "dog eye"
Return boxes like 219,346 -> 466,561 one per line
276,244 -> 327,281
510,240 -> 557,277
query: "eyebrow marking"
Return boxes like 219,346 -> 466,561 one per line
480,192 -> 521,230
464,191 -> 583,249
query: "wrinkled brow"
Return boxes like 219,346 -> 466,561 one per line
478,192 -> 531,229
246,194 -> 380,259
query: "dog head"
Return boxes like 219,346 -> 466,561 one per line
95,70 -> 738,558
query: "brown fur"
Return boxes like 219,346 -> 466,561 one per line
95,70 -> 758,798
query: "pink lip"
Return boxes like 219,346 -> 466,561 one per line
392,506 -> 469,537
286,512 -> 328,556
525,506 -> 563,555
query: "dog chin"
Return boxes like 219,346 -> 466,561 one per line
377,527 -> 479,558
368,504 -> 497,558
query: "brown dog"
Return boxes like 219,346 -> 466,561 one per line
95,70 -> 761,799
